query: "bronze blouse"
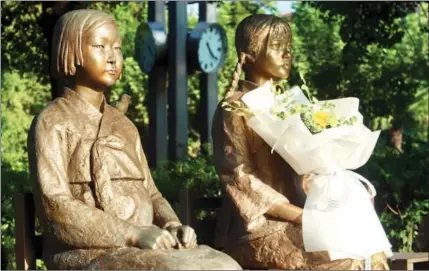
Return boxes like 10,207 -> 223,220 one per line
212,80 -> 307,243
28,88 -> 181,265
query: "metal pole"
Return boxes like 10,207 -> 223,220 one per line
147,1 -> 168,167
168,1 -> 188,161
198,1 -> 218,153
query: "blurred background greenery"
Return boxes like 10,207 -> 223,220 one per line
1,1 -> 428,269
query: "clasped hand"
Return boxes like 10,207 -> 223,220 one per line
134,225 -> 197,250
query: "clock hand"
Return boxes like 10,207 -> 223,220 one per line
206,42 -> 219,61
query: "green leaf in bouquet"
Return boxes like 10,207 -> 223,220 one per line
328,114 -> 338,127
232,101 -> 243,107
349,116 -> 358,124
277,111 -> 286,119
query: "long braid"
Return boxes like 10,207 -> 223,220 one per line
225,52 -> 246,99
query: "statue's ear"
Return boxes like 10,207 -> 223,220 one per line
244,53 -> 256,64
242,53 -> 256,72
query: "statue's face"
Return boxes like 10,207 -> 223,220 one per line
77,23 -> 123,89
253,36 -> 292,81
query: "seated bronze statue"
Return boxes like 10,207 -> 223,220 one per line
27,9 -> 240,270
212,14 -> 390,270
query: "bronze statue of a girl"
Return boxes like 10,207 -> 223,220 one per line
28,9 -> 240,270
212,14 -> 390,270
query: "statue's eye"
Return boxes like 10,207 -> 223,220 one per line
93,45 -> 104,49
114,46 -> 122,51
270,43 -> 281,50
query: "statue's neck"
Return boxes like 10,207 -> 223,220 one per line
71,84 -> 105,112
244,71 -> 272,87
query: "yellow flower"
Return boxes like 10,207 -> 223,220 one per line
313,111 -> 329,128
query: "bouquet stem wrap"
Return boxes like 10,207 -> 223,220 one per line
241,81 -> 392,268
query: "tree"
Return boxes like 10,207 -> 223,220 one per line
304,2 -> 427,151
291,2 -> 428,150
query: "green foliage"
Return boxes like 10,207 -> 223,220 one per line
1,2 -> 49,80
152,153 -> 221,203
1,71 -> 50,269
358,138 -> 428,252
291,3 -> 428,138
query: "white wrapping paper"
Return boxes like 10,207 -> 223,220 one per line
241,81 -> 392,265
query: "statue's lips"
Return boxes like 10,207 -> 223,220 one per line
106,69 -> 117,75
280,62 -> 290,68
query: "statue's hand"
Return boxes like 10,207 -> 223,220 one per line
299,173 -> 314,194
132,226 -> 177,250
167,225 -> 197,249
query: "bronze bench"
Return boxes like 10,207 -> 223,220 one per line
390,252 -> 429,270
178,189 -> 225,249
15,191 -> 429,270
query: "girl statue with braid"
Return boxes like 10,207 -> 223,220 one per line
211,14 -> 390,270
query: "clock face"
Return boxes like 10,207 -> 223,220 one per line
135,23 -> 157,74
197,24 -> 227,73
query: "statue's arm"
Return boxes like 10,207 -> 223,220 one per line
134,133 -> 182,229
29,119 -> 142,249
213,108 -> 302,224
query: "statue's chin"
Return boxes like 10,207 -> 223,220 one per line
272,74 -> 289,81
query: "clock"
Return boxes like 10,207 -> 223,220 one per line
188,22 -> 228,73
135,22 -> 167,73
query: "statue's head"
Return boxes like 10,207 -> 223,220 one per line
227,14 -> 292,95
51,9 -> 123,89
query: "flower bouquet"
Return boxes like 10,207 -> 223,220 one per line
225,79 -> 392,268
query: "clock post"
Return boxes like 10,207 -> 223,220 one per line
198,1 -> 218,153
137,1 -> 227,164
146,1 -> 168,167
168,1 -> 189,161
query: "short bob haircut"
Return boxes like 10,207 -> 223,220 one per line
51,9 -> 117,79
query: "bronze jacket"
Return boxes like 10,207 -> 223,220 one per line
212,80 -> 307,244
28,88 -> 180,267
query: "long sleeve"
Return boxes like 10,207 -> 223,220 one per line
212,102 -> 290,225
134,134 -> 181,229
28,117 -> 141,249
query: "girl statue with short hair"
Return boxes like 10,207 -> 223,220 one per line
28,9 -> 240,270
212,14 -> 390,270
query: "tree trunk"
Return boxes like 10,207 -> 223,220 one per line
389,127 -> 403,153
